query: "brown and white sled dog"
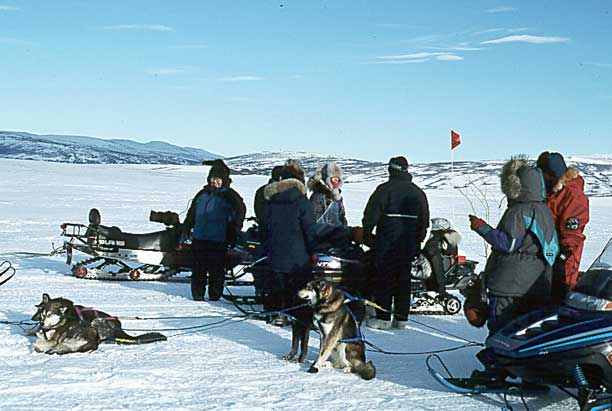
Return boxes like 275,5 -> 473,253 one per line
298,280 -> 376,380
32,293 -> 166,354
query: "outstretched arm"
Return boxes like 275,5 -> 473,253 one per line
470,215 -> 524,253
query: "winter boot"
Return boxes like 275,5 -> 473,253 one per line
392,318 -> 409,330
366,317 -> 392,330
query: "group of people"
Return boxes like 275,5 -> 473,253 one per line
182,151 -> 590,335
469,152 -> 589,334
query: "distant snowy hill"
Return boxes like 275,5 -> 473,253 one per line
0,131 -> 220,165
225,151 -> 612,197
2,132 -> 611,196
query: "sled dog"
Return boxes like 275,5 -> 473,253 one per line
298,280 -> 376,380
32,293 -> 166,354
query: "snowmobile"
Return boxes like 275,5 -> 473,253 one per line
56,208 -> 254,281
429,238 -> 612,411
410,255 -> 478,315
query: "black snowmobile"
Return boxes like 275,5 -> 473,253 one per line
429,238 -> 612,411
410,255 -> 479,315
57,208 -> 254,281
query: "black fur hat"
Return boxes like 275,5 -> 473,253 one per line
203,159 -> 231,186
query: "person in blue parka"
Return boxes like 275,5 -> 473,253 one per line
184,160 -> 246,301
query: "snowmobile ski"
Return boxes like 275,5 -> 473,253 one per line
426,354 -> 549,396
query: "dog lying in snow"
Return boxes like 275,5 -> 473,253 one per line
32,293 -> 166,354
298,280 -> 376,380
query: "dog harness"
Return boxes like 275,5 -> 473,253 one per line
74,306 -> 118,323
337,291 -> 364,344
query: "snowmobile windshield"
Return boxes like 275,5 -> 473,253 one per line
566,238 -> 612,308
589,238 -> 612,271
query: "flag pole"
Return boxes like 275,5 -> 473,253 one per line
451,137 -> 455,225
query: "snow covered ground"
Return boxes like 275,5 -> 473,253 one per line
1,158 -> 610,411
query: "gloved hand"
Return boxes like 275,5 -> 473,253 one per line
363,233 -> 375,248
559,244 -> 573,261
469,215 -> 487,231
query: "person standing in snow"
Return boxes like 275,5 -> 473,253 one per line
537,152 -> 590,304
307,162 -> 348,226
183,160 -> 246,301
262,159 -> 317,326
362,156 -> 430,330
469,157 -> 558,335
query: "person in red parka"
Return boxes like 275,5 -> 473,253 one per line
537,152 -> 590,303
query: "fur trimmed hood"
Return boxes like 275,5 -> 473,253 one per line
500,156 -> 545,202
307,162 -> 343,200
444,230 -> 462,248
264,178 -> 307,200
553,167 -> 582,193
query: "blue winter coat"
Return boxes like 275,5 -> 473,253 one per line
184,186 -> 244,243
263,178 -> 317,273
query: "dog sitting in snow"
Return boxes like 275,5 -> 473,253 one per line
32,293 -> 166,354
298,280 -> 376,380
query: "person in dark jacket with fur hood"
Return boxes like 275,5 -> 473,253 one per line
537,152 -> 590,303
422,217 -> 462,297
469,157 -> 559,334
307,162 -> 347,226
263,159 -> 317,326
183,160 -> 246,301
362,156 -> 430,330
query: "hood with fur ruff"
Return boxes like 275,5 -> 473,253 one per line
264,178 -> 307,201
307,162 -> 343,200
501,156 -> 545,203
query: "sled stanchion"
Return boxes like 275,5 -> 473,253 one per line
0,261 -> 16,286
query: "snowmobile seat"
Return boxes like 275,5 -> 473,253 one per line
92,224 -> 179,252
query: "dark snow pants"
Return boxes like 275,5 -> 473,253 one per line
191,240 -> 227,301
372,254 -> 414,322
264,269 -> 312,313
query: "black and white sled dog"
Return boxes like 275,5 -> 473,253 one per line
298,280 -> 376,380
32,293 -> 166,354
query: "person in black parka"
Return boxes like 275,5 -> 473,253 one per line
362,156 -> 430,330
183,160 -> 246,301
263,159 -> 317,326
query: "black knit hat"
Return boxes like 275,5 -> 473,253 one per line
203,159 -> 231,186
388,156 -> 409,174
271,165 -> 284,182
537,151 -> 568,179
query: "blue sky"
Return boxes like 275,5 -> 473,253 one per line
0,1 -> 611,162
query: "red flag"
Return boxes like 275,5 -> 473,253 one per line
451,130 -> 461,150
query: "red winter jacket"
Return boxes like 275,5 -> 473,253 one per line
547,168 -> 589,294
